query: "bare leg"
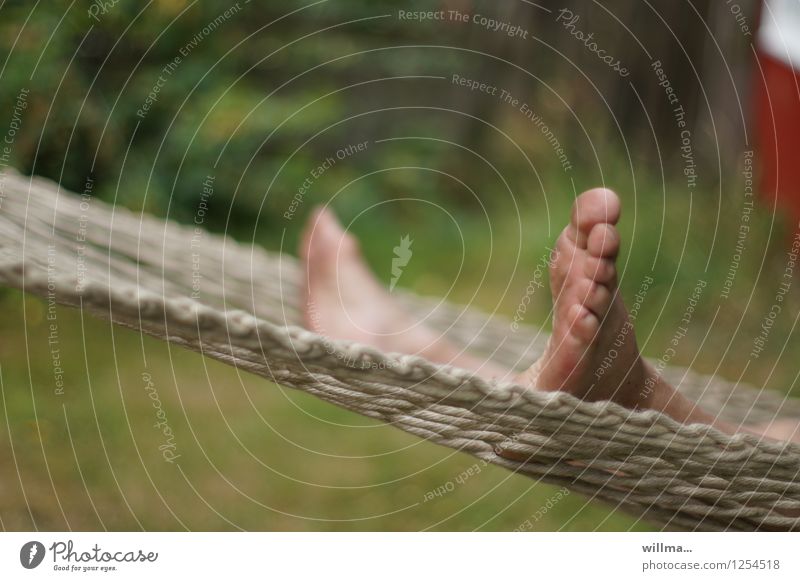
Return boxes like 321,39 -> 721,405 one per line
300,198 -> 799,444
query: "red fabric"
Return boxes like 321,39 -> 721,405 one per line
755,52 -> 800,224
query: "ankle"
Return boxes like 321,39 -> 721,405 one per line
628,359 -> 660,410
643,371 -> 722,429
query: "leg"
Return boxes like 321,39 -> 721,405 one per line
300,198 -> 798,444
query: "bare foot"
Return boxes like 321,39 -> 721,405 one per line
300,206 -> 509,381
301,206 -> 436,355
515,188 -> 738,435
518,188 -> 654,408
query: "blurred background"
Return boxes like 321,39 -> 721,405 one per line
1,0 -> 797,531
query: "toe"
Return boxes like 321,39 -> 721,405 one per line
574,278 -> 613,318
587,223 -> 620,258
307,206 -> 360,259
569,188 -> 621,248
585,282 -> 613,317
583,255 -> 617,285
315,206 -> 344,241
572,278 -> 594,305
567,302 -> 600,342
300,207 -> 323,263
549,227 -> 574,289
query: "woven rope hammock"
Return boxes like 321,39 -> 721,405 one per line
1,169 -> 799,531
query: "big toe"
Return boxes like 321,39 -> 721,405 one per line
302,206 -> 358,263
568,188 -> 621,248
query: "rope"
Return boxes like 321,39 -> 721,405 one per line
1,169 -> 799,531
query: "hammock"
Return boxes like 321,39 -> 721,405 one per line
1,169 -> 799,532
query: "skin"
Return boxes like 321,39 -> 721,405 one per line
300,189 -> 799,444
